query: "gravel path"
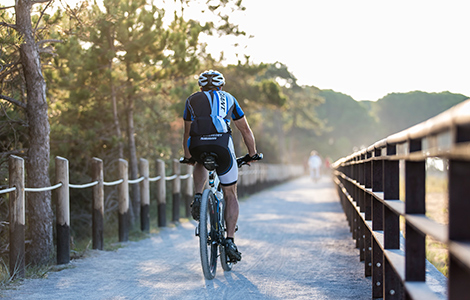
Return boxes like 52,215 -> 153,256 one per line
1,176 -> 371,300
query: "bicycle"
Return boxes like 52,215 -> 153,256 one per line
181,152 -> 262,279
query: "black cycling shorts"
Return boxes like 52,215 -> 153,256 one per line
188,133 -> 238,186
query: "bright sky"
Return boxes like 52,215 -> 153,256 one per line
203,0 -> 470,101
4,0 -> 469,101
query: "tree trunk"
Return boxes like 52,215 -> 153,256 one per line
126,97 -> 140,223
106,30 -> 124,158
16,0 -> 53,265
111,82 -> 124,158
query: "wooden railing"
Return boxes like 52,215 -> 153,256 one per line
332,99 -> 470,299
1,155 -> 303,278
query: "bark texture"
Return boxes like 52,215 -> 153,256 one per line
16,0 -> 53,265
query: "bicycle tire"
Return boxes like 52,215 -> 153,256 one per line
199,189 -> 218,279
218,189 -> 233,271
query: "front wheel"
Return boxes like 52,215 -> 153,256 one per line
199,189 -> 218,279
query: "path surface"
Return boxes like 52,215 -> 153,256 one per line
1,176 -> 371,300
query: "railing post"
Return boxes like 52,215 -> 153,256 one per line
9,155 -> 25,278
139,158 -> 150,232
92,158 -> 104,250
383,143 -> 401,299
118,159 -> 129,242
182,164 -> 193,218
156,159 -> 166,227
364,150 -> 372,277
172,159 -> 181,223
405,138 -> 425,282
371,146 -> 385,299
448,158 -> 470,299
55,156 -> 70,264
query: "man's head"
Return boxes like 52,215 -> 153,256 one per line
198,70 -> 225,91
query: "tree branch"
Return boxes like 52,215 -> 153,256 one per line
34,0 -> 53,33
32,0 -> 53,3
0,95 -> 27,109
0,6 -> 15,11
0,21 -> 17,30
0,61 -> 21,81
37,39 -> 63,45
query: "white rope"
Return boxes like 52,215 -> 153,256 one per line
103,179 -> 124,186
149,176 -> 161,182
0,187 -> 16,195
180,174 -> 191,179
69,181 -> 99,189
165,174 -> 177,181
25,182 -> 63,192
128,176 -> 144,184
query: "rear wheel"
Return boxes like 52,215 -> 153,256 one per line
199,189 -> 218,279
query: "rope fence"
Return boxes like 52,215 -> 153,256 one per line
2,154 -> 303,278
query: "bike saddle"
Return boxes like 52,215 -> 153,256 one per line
200,152 -> 219,171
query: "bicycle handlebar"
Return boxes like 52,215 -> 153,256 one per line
237,153 -> 263,168
180,153 -> 263,168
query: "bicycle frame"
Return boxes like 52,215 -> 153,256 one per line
207,170 -> 225,244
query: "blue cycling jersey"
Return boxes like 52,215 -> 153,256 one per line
183,90 -> 245,136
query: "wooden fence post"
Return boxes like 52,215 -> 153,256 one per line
140,158 -> 150,232
156,159 -> 166,227
9,155 -> 25,278
118,159 -> 129,242
172,159 -> 181,223
92,158 -> 104,250
55,156 -> 70,264
182,164 -> 193,218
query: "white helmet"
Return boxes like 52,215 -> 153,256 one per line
198,70 -> 225,89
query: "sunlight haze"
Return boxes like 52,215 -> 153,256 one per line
215,0 -> 470,101
4,0 -> 469,101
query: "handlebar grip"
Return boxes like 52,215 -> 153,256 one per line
237,153 -> 263,168
180,157 -> 196,164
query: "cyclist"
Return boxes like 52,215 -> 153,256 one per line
182,70 -> 259,262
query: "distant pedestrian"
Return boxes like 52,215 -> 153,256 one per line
308,150 -> 322,182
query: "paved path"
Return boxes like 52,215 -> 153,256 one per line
1,176 -> 371,299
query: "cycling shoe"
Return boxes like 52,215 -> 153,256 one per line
191,194 -> 202,221
225,239 -> 242,262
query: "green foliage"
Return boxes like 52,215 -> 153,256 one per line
258,79 -> 287,107
311,90 -> 469,161
374,91 -> 468,135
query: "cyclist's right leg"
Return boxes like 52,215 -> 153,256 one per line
191,163 -> 208,221
193,162 -> 208,193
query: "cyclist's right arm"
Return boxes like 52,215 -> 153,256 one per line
183,120 -> 192,161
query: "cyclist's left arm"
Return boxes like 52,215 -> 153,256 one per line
234,116 -> 257,157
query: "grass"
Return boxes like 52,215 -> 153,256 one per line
399,173 -> 449,277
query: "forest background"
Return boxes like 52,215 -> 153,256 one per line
0,0 -> 468,269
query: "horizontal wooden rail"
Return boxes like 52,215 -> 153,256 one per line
333,98 -> 470,299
